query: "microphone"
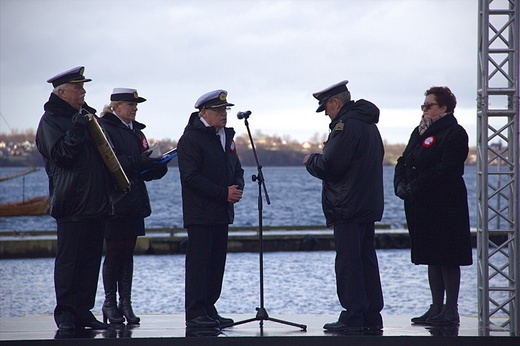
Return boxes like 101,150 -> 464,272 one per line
237,110 -> 251,119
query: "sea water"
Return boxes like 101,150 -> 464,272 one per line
1,249 -> 485,318
0,166 -> 478,231
1,166 -> 491,318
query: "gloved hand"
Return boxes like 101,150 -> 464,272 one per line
141,164 -> 168,181
137,150 -> 165,171
72,112 -> 90,128
395,182 -> 408,200
404,184 -> 414,200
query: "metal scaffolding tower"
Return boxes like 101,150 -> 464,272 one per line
477,0 -> 519,336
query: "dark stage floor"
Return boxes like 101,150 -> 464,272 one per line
1,313 -> 517,346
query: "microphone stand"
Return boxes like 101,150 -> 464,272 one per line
223,111 -> 307,332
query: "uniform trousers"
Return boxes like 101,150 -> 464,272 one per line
54,219 -> 105,326
333,222 -> 384,327
185,224 -> 228,320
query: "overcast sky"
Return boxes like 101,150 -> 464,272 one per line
1,0 -> 479,146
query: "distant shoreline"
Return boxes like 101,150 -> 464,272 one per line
0,161 -> 479,169
1,133 -> 478,167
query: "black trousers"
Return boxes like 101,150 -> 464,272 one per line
333,222 -> 384,327
185,224 -> 228,320
54,219 -> 105,326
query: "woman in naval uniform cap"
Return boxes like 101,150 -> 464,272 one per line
98,88 -> 168,325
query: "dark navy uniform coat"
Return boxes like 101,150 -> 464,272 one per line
36,93 -> 110,221
177,112 -> 244,227
99,112 -> 167,238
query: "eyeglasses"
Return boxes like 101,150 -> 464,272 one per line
421,103 -> 438,111
206,107 -> 230,113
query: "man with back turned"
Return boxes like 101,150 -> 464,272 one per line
303,80 -> 385,332
36,66 -> 110,331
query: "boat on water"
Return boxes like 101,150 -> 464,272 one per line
0,195 -> 50,217
0,167 -> 50,217
0,167 -> 38,182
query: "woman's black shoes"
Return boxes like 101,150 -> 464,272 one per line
411,304 -> 443,324
412,304 -> 460,325
119,299 -> 140,324
426,306 -> 460,325
102,264 -> 125,324
118,264 -> 140,324
102,302 -> 125,324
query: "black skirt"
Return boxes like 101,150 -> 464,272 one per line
104,217 -> 145,239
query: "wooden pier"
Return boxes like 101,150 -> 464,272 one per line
0,226 -> 495,259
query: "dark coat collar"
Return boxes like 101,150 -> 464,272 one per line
419,113 -> 457,137
183,111 -> 235,137
44,92 -> 96,116
102,112 -> 146,130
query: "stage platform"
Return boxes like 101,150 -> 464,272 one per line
0,313 -> 518,345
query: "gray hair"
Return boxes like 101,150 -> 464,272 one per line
331,90 -> 351,105
52,83 -> 69,96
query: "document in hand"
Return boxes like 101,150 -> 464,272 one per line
140,148 -> 177,175
158,148 -> 177,164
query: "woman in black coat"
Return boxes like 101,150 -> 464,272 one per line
99,88 -> 167,324
394,86 -> 472,326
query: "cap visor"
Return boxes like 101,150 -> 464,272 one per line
70,78 -> 92,84
209,102 -> 234,108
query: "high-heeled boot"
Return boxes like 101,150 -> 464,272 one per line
411,304 -> 444,324
102,264 -> 125,324
118,263 -> 140,324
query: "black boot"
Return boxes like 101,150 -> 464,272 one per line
411,304 -> 444,324
118,263 -> 140,324
102,264 -> 125,324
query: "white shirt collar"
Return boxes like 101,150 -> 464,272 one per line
114,112 -> 132,129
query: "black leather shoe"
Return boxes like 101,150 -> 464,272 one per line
323,320 -> 363,332
186,315 -> 220,328
77,319 -> 109,329
210,314 -> 234,327
58,321 -> 76,330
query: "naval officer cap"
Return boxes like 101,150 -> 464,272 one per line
47,66 -> 92,88
312,80 -> 349,112
110,88 -> 147,103
194,89 -> 234,110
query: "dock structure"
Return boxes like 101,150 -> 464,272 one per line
0,226 -> 499,259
